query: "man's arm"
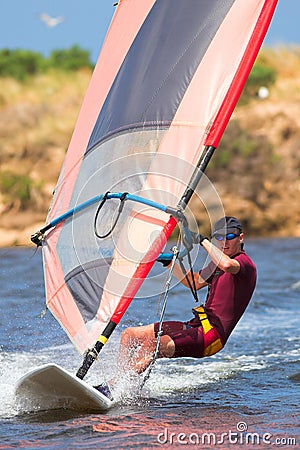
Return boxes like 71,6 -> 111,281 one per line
201,238 -> 240,274
162,233 -> 240,288
172,261 -> 208,290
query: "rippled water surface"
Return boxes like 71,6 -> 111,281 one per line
0,239 -> 299,448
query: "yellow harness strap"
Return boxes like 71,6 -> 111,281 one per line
192,305 -> 223,356
193,305 -> 213,333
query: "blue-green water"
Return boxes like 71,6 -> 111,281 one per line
0,239 -> 299,448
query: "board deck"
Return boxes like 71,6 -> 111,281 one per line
15,363 -> 113,412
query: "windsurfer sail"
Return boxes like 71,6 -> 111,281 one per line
31,0 -> 278,380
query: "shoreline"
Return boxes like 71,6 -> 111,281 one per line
0,222 -> 45,248
1,223 -> 299,248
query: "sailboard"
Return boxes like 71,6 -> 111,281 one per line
16,0 -> 278,411
15,364 -> 112,412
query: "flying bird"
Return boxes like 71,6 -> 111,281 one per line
39,13 -> 64,28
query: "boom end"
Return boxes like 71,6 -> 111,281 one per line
31,230 -> 44,247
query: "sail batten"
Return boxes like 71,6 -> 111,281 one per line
40,0 -> 278,354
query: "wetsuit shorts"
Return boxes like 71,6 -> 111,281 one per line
154,320 -> 205,358
154,318 -> 220,358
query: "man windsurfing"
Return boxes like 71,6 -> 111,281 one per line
95,216 -> 256,399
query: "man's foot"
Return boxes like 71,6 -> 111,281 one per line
93,382 -> 113,401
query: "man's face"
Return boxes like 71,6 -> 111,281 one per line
215,232 -> 244,257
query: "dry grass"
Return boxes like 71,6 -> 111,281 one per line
0,47 -> 300,241
258,46 -> 300,77
0,68 -> 91,165
257,47 -> 300,101
0,68 -> 92,221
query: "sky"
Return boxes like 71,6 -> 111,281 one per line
1,0 -> 300,64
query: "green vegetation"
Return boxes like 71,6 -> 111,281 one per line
0,46 -> 93,81
239,62 -> 277,104
247,63 -> 276,91
46,45 -> 93,72
212,119 -> 274,169
0,49 -> 45,81
213,121 -> 254,168
209,119 -> 278,208
0,171 -> 38,210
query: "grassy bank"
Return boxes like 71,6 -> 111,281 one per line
0,47 -> 300,245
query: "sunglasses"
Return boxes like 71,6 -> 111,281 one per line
213,233 -> 240,241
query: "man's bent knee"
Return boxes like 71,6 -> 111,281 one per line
121,324 -> 155,344
158,335 -> 175,358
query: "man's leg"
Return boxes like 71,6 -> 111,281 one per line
118,323 -> 175,374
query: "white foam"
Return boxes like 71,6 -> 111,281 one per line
291,280 -> 300,290
0,352 -> 41,417
0,347 -> 81,418
136,353 -> 268,399
2,331 -> 297,416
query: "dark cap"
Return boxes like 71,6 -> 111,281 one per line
212,216 -> 242,236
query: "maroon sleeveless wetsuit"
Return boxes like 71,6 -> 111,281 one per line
154,251 -> 257,358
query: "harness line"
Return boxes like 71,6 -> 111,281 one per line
140,245 -> 179,389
